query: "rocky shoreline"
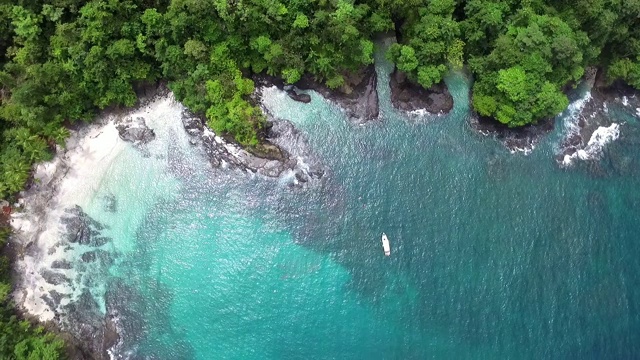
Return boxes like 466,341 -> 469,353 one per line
556,81 -> 639,170
467,68 -> 639,155
8,122 -> 124,360
6,83 -> 324,359
5,68 -> 639,360
470,113 -> 555,154
253,64 -> 380,125
253,63 -> 457,123
389,69 -> 454,114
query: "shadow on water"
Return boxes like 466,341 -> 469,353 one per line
109,45 -> 640,358
244,51 -> 640,358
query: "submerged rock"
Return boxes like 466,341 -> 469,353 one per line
115,116 -> 156,144
61,206 -> 111,247
286,89 -> 312,103
389,69 -> 453,114
40,269 -> 70,286
103,193 -> 117,213
51,259 -> 73,270
81,249 -> 112,265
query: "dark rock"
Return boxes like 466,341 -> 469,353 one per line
294,171 -> 308,183
50,290 -> 64,305
556,77 -> 639,167
61,206 -> 111,247
81,251 -> 97,263
254,65 -> 380,124
132,81 -> 170,105
286,89 -> 312,103
51,259 -> 73,270
389,68 -> 453,114
40,269 -> 70,286
115,116 -> 156,144
296,65 -> 379,123
471,114 -> 555,153
182,110 -> 203,135
62,290 -> 118,360
41,290 -> 66,311
81,250 -> 113,265
91,236 -> 111,247
103,194 -> 117,213
180,106 -> 324,182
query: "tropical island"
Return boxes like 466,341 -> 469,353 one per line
0,0 -> 639,358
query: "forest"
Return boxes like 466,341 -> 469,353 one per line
0,0 -> 638,357
0,0 -> 639,200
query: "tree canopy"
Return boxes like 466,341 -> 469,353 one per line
0,0 -> 638,198
0,1 -> 637,354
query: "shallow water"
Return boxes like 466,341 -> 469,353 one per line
20,50 -> 640,359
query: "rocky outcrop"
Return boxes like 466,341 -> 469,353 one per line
61,206 -> 111,247
556,79 -> 640,172
115,116 -> 155,144
285,88 -> 311,103
253,64 -> 380,124
389,69 -> 453,114
181,109 -> 324,184
470,114 -> 555,154
61,290 -> 120,360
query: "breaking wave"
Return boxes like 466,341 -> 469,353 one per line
562,123 -> 621,166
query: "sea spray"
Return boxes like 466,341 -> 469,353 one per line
562,123 -> 621,166
560,91 -> 593,141
10,116 -> 127,321
10,93 -> 194,358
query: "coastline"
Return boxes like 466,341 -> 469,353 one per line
7,84 -> 325,358
557,82 -> 639,170
4,72 -> 639,359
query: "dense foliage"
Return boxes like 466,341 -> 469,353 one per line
0,0 -> 638,198
0,226 -> 65,359
0,0 -> 636,353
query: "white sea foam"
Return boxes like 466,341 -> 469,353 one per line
561,92 -> 592,136
562,123 -> 621,166
10,94 -> 190,322
510,145 -> 534,156
407,107 -> 446,119
10,114 -> 126,320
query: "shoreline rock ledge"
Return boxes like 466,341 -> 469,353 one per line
114,115 -> 156,144
182,108 -> 325,185
389,68 -> 454,114
253,64 -> 380,124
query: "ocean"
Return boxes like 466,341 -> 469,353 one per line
11,50 -> 640,359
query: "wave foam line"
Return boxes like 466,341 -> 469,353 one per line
562,123 -> 620,166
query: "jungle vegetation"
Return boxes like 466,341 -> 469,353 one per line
0,0 -> 639,200
0,1 -> 637,356
0,225 -> 65,359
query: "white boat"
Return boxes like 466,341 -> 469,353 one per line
381,232 -> 391,256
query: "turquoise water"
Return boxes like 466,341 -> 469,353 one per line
78,55 -> 640,359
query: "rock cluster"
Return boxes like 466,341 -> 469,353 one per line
115,116 -> 156,144
470,113 -> 555,154
181,109 -> 324,184
389,69 -> 454,114
254,64 -> 380,124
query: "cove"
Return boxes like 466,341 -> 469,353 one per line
11,51 -> 640,359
